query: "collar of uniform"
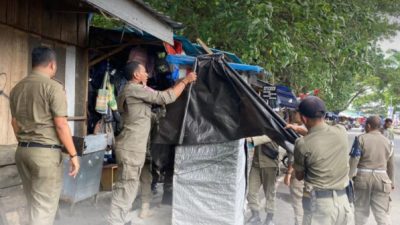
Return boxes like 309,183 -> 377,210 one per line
129,82 -> 145,88
369,130 -> 381,135
31,71 -> 50,79
308,122 -> 328,135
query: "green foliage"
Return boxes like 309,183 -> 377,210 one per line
146,0 -> 400,112
92,13 -> 123,29
352,52 -> 400,115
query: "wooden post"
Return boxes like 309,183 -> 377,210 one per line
196,38 -> 213,54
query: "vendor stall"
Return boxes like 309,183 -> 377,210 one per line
0,1 -> 298,224
0,0 -> 183,224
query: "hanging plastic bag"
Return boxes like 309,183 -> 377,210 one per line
107,80 -> 117,111
95,71 -> 109,114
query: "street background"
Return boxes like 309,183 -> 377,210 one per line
54,128 -> 399,225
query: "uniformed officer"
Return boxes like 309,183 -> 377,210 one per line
246,135 -> 280,225
284,115 -> 308,225
10,46 -> 80,225
349,115 -> 395,225
107,61 -> 196,225
293,96 -> 353,225
382,118 -> 395,150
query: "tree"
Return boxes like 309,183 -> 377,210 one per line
145,0 -> 400,111
352,51 -> 400,115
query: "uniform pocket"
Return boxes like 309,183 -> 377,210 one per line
120,163 -> 141,181
116,150 -> 146,166
117,150 -> 146,181
382,178 -> 392,193
354,177 -> 368,190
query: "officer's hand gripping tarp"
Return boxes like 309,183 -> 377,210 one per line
154,54 -> 298,151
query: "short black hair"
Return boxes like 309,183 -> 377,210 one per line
124,61 -> 141,81
32,46 -> 56,68
385,118 -> 393,124
366,116 -> 381,130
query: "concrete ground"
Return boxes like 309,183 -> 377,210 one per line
54,128 -> 400,225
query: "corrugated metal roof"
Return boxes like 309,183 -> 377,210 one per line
84,0 -> 181,44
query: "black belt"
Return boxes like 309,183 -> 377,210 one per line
314,189 -> 347,198
18,142 -> 62,149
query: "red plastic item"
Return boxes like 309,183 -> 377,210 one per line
164,40 -> 183,55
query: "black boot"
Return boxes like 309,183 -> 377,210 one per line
263,213 -> 275,225
246,210 -> 261,224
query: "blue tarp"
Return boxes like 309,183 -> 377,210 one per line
174,35 -> 243,64
276,85 -> 298,109
166,54 -> 264,73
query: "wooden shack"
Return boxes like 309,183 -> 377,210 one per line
0,1 -> 180,224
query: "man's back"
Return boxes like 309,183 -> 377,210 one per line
358,131 -> 391,170
10,72 -> 67,145
294,123 -> 349,190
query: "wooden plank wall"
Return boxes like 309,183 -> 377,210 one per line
0,0 -> 90,144
0,26 -> 28,145
0,2 -> 89,222
0,0 -> 88,47
74,49 -> 89,136
0,24 -> 88,144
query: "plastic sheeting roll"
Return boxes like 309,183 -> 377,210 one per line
172,140 -> 246,225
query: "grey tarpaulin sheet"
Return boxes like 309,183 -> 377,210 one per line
172,139 -> 246,225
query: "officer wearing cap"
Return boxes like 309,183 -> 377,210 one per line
349,115 -> 394,225
246,135 -> 280,225
293,96 -> 353,225
10,46 -> 80,225
108,61 -> 196,225
382,118 -> 395,151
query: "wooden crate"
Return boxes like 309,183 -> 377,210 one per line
100,164 -> 118,191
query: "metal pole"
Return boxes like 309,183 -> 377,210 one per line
178,58 -> 198,145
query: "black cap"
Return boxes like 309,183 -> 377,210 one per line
297,96 -> 326,118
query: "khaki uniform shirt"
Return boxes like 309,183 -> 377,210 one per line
382,128 -> 395,152
349,130 -> 394,183
382,128 -> 395,142
116,83 -> 176,152
10,72 -> 68,145
293,123 -> 349,190
251,135 -> 279,168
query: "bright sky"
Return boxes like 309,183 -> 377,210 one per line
379,17 -> 400,53
379,31 -> 400,53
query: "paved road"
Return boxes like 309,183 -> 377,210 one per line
55,128 -> 399,225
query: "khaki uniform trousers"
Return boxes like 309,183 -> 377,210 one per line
247,166 -> 278,213
139,162 -> 152,205
15,147 -> 63,225
108,149 -> 146,225
290,172 -> 304,225
302,190 -> 354,225
354,172 -> 392,225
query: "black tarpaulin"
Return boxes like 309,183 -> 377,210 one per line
154,54 -> 298,152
